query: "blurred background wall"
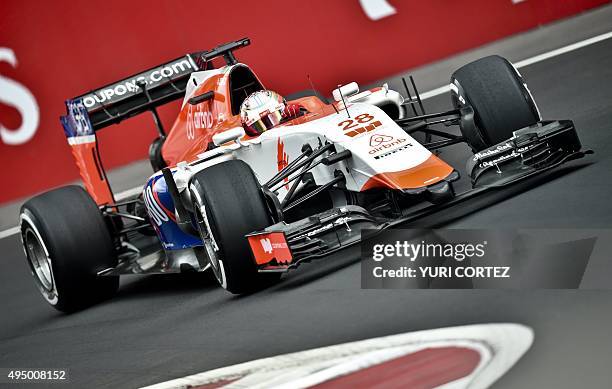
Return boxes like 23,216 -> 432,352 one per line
0,0 -> 609,204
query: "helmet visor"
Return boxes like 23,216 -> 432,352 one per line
246,110 -> 283,134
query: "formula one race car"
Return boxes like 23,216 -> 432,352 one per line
20,38 -> 589,311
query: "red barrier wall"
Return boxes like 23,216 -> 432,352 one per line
0,0 -> 609,204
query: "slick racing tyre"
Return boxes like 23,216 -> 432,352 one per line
190,159 -> 280,294
149,137 -> 167,172
451,55 -> 541,151
20,186 -> 119,312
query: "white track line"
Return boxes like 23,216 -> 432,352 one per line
514,30 -> 612,67
1,30 -> 611,241
115,186 -> 145,201
420,30 -> 612,100
0,226 -> 20,240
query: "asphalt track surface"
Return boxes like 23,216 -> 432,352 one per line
2,20 -> 612,389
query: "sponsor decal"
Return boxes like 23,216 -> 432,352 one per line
61,99 -> 94,138
186,104 -> 213,140
248,232 -> 292,265
479,151 -> 520,169
260,238 -> 273,254
144,185 -> 169,226
80,56 -> 196,109
297,223 -> 335,239
192,110 -> 213,129
374,143 -> 413,159
368,135 -> 412,156
473,143 -> 513,161
0,48 -> 40,145
294,217 -> 353,240
475,145 -> 530,169
369,133 -> 394,147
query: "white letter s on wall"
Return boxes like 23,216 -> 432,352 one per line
0,48 -> 40,145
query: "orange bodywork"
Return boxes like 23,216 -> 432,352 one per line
161,68 -> 335,167
161,72 -> 230,166
160,66 -> 451,193
70,141 -> 115,205
361,154 -> 454,191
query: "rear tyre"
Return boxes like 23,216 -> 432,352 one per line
451,55 -> 541,151
149,137 -> 167,172
190,160 -> 280,294
20,186 -> 119,312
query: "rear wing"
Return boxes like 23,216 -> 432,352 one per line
75,54 -> 199,130
60,38 -> 251,205
63,37 -> 251,131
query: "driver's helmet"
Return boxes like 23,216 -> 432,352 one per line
240,90 -> 286,135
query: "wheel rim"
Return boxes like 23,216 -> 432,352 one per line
21,220 -> 58,305
24,229 -> 53,290
192,197 -> 224,285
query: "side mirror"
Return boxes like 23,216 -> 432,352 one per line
332,82 -> 359,102
188,91 -> 215,105
212,127 -> 245,146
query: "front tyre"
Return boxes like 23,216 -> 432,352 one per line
451,55 -> 541,151
20,186 -> 119,312
190,159 -> 280,294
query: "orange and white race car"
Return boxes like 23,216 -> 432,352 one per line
19,38 -> 589,311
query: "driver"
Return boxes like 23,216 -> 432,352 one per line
239,90 -> 306,136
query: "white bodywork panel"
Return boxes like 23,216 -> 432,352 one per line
177,102 -> 436,202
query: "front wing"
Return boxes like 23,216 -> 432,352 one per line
247,120 -> 591,272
